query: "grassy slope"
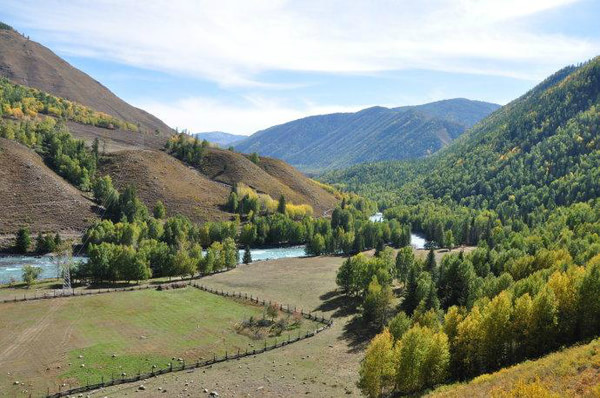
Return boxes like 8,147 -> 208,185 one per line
98,148 -> 232,224
0,137 -> 97,234
0,287 -> 320,397
429,338 -> 600,398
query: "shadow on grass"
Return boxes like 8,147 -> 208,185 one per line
315,289 -> 360,318
341,316 -> 379,353
315,289 -> 381,353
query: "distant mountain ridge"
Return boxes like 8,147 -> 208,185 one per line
193,131 -> 247,146
234,98 -> 500,172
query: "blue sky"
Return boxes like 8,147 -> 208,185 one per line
1,0 -> 599,135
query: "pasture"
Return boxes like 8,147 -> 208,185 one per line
0,287 -> 320,397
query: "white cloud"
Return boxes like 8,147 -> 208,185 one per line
136,95 -> 371,135
6,0 -> 597,86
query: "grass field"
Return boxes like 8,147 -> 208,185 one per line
0,287 -> 320,397
101,255 -> 366,397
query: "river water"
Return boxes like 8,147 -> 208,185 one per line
0,229 -> 425,284
0,246 -> 307,284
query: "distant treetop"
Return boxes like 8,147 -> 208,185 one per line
0,22 -> 13,31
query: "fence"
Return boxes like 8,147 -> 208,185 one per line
0,267 -> 233,304
44,284 -> 333,398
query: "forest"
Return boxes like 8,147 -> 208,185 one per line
321,57 -> 600,397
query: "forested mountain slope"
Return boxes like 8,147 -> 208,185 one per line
323,58 -> 600,213
0,24 -> 173,144
235,99 -> 499,172
340,57 -> 600,398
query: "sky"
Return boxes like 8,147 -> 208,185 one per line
1,0 -> 599,135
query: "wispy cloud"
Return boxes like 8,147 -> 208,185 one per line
4,0 -> 597,86
2,0 -> 598,133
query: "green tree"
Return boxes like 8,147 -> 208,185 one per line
395,247 -> 414,283
579,255 -> 600,339
277,195 -> 287,214
363,276 -> 393,329
387,311 -> 411,341
444,229 -> 455,250
15,227 -> 31,253
306,233 -> 325,256
249,152 -> 260,164
153,200 -> 166,219
243,245 -> 252,264
394,325 -> 450,394
22,264 -> 42,287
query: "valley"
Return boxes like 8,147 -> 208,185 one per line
1,5 -> 600,398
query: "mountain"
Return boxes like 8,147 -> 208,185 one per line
0,24 -> 173,150
322,57 -> 600,213
235,99 -> 499,173
0,24 -> 338,234
193,131 -> 246,147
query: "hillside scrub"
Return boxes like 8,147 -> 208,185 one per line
0,77 -> 138,131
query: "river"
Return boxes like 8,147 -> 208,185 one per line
369,212 -> 426,249
0,246 -> 307,284
0,230 -> 425,284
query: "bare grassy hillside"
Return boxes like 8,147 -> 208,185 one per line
0,138 -> 97,234
99,149 -> 232,223
201,148 -> 338,215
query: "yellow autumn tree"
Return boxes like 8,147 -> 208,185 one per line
358,328 -> 395,398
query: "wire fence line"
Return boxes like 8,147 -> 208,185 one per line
44,284 -> 333,398
0,267 -> 233,304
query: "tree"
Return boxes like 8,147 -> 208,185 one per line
277,195 -> 287,214
249,152 -> 260,164
358,329 -> 395,398
387,311 -> 411,341
478,291 -> 514,371
395,247 -> 414,283
394,325 -> 450,394
153,200 -> 166,219
306,233 -> 325,256
363,276 -> 393,329
425,248 -> 436,276
227,191 -> 239,213
579,256 -> 600,339
22,264 -> 42,287
36,232 -> 57,254
15,227 -> 31,253
223,237 -> 239,268
243,245 -> 252,264
444,229 -> 455,250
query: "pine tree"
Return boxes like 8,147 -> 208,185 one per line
243,245 -> 252,264
277,195 -> 287,214
15,227 -> 31,253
